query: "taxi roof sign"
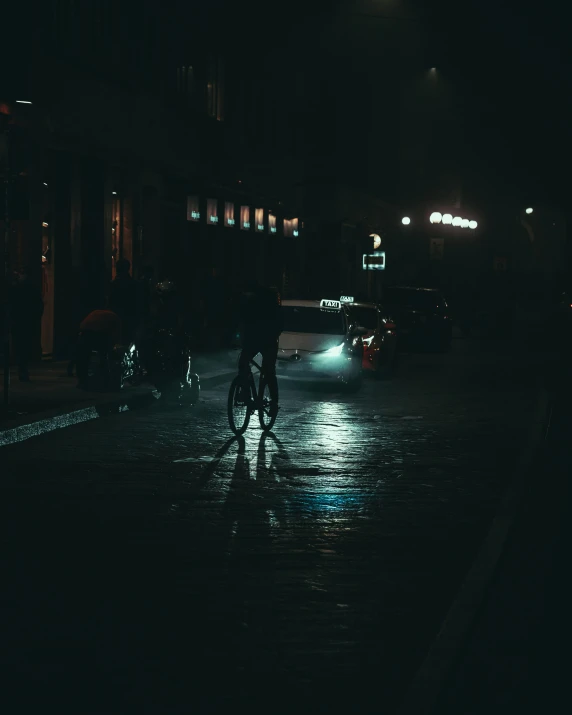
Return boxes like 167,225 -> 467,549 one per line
340,295 -> 354,303
320,299 -> 341,310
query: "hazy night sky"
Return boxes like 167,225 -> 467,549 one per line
153,1 -> 572,208
429,0 -> 572,207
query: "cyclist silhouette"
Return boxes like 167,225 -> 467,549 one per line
237,280 -> 283,415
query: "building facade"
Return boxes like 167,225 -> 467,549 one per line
1,1 -> 304,358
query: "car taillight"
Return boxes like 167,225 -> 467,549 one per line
382,320 -> 396,330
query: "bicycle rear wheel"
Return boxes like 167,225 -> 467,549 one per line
258,378 -> 278,431
228,376 -> 251,435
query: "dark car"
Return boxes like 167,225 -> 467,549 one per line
383,286 -> 453,352
346,301 -> 398,377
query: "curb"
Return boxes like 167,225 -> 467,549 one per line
0,370 -> 235,448
395,383 -> 552,715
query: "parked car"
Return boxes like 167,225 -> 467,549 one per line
345,300 -> 398,377
383,286 -> 453,351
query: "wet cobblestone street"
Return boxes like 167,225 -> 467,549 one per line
1,339 -> 549,714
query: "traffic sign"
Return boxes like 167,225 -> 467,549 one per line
362,252 -> 385,271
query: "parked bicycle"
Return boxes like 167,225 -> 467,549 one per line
227,356 -> 278,435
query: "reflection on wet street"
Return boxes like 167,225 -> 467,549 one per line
0,341 -> 546,713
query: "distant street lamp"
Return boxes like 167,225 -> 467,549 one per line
430,212 -> 477,229
525,207 -> 533,214
401,216 -> 411,225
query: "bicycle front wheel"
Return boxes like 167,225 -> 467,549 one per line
258,378 -> 278,431
228,376 -> 251,435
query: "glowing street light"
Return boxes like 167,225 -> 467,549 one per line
401,216 -> 411,225
525,207 -> 533,214
429,211 -> 477,228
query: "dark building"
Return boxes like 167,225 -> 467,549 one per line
1,1 -> 304,358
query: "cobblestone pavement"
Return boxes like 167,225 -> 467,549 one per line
0,339 -> 550,714
433,353 -> 572,715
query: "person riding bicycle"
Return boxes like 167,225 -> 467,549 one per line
237,279 -> 283,416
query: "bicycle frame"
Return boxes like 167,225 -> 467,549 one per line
247,358 -> 263,407
228,355 -> 277,435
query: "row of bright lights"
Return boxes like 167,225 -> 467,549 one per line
401,214 -> 478,229
429,212 -> 478,229
401,208 -> 534,228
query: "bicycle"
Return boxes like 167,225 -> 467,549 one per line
227,357 -> 278,435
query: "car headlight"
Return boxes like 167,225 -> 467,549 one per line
324,343 -> 344,357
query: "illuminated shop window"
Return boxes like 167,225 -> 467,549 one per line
240,206 -> 250,230
268,213 -> 277,234
187,195 -> 200,221
224,202 -> 235,227
207,198 -> 218,224
284,218 -> 299,237
255,208 -> 264,233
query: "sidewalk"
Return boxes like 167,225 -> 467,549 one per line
0,350 -> 237,446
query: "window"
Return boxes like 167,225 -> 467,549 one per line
255,208 -> 264,233
207,55 -> 224,121
284,217 -> 299,237
268,213 -> 277,234
224,202 -> 235,227
207,198 -> 218,224
240,206 -> 250,230
282,306 -> 346,336
349,307 -> 378,330
187,195 -> 200,221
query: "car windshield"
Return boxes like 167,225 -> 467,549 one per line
350,307 -> 378,330
282,306 -> 346,335
385,288 -> 445,311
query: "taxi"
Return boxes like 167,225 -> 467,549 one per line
341,297 -> 398,377
277,299 -> 366,389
